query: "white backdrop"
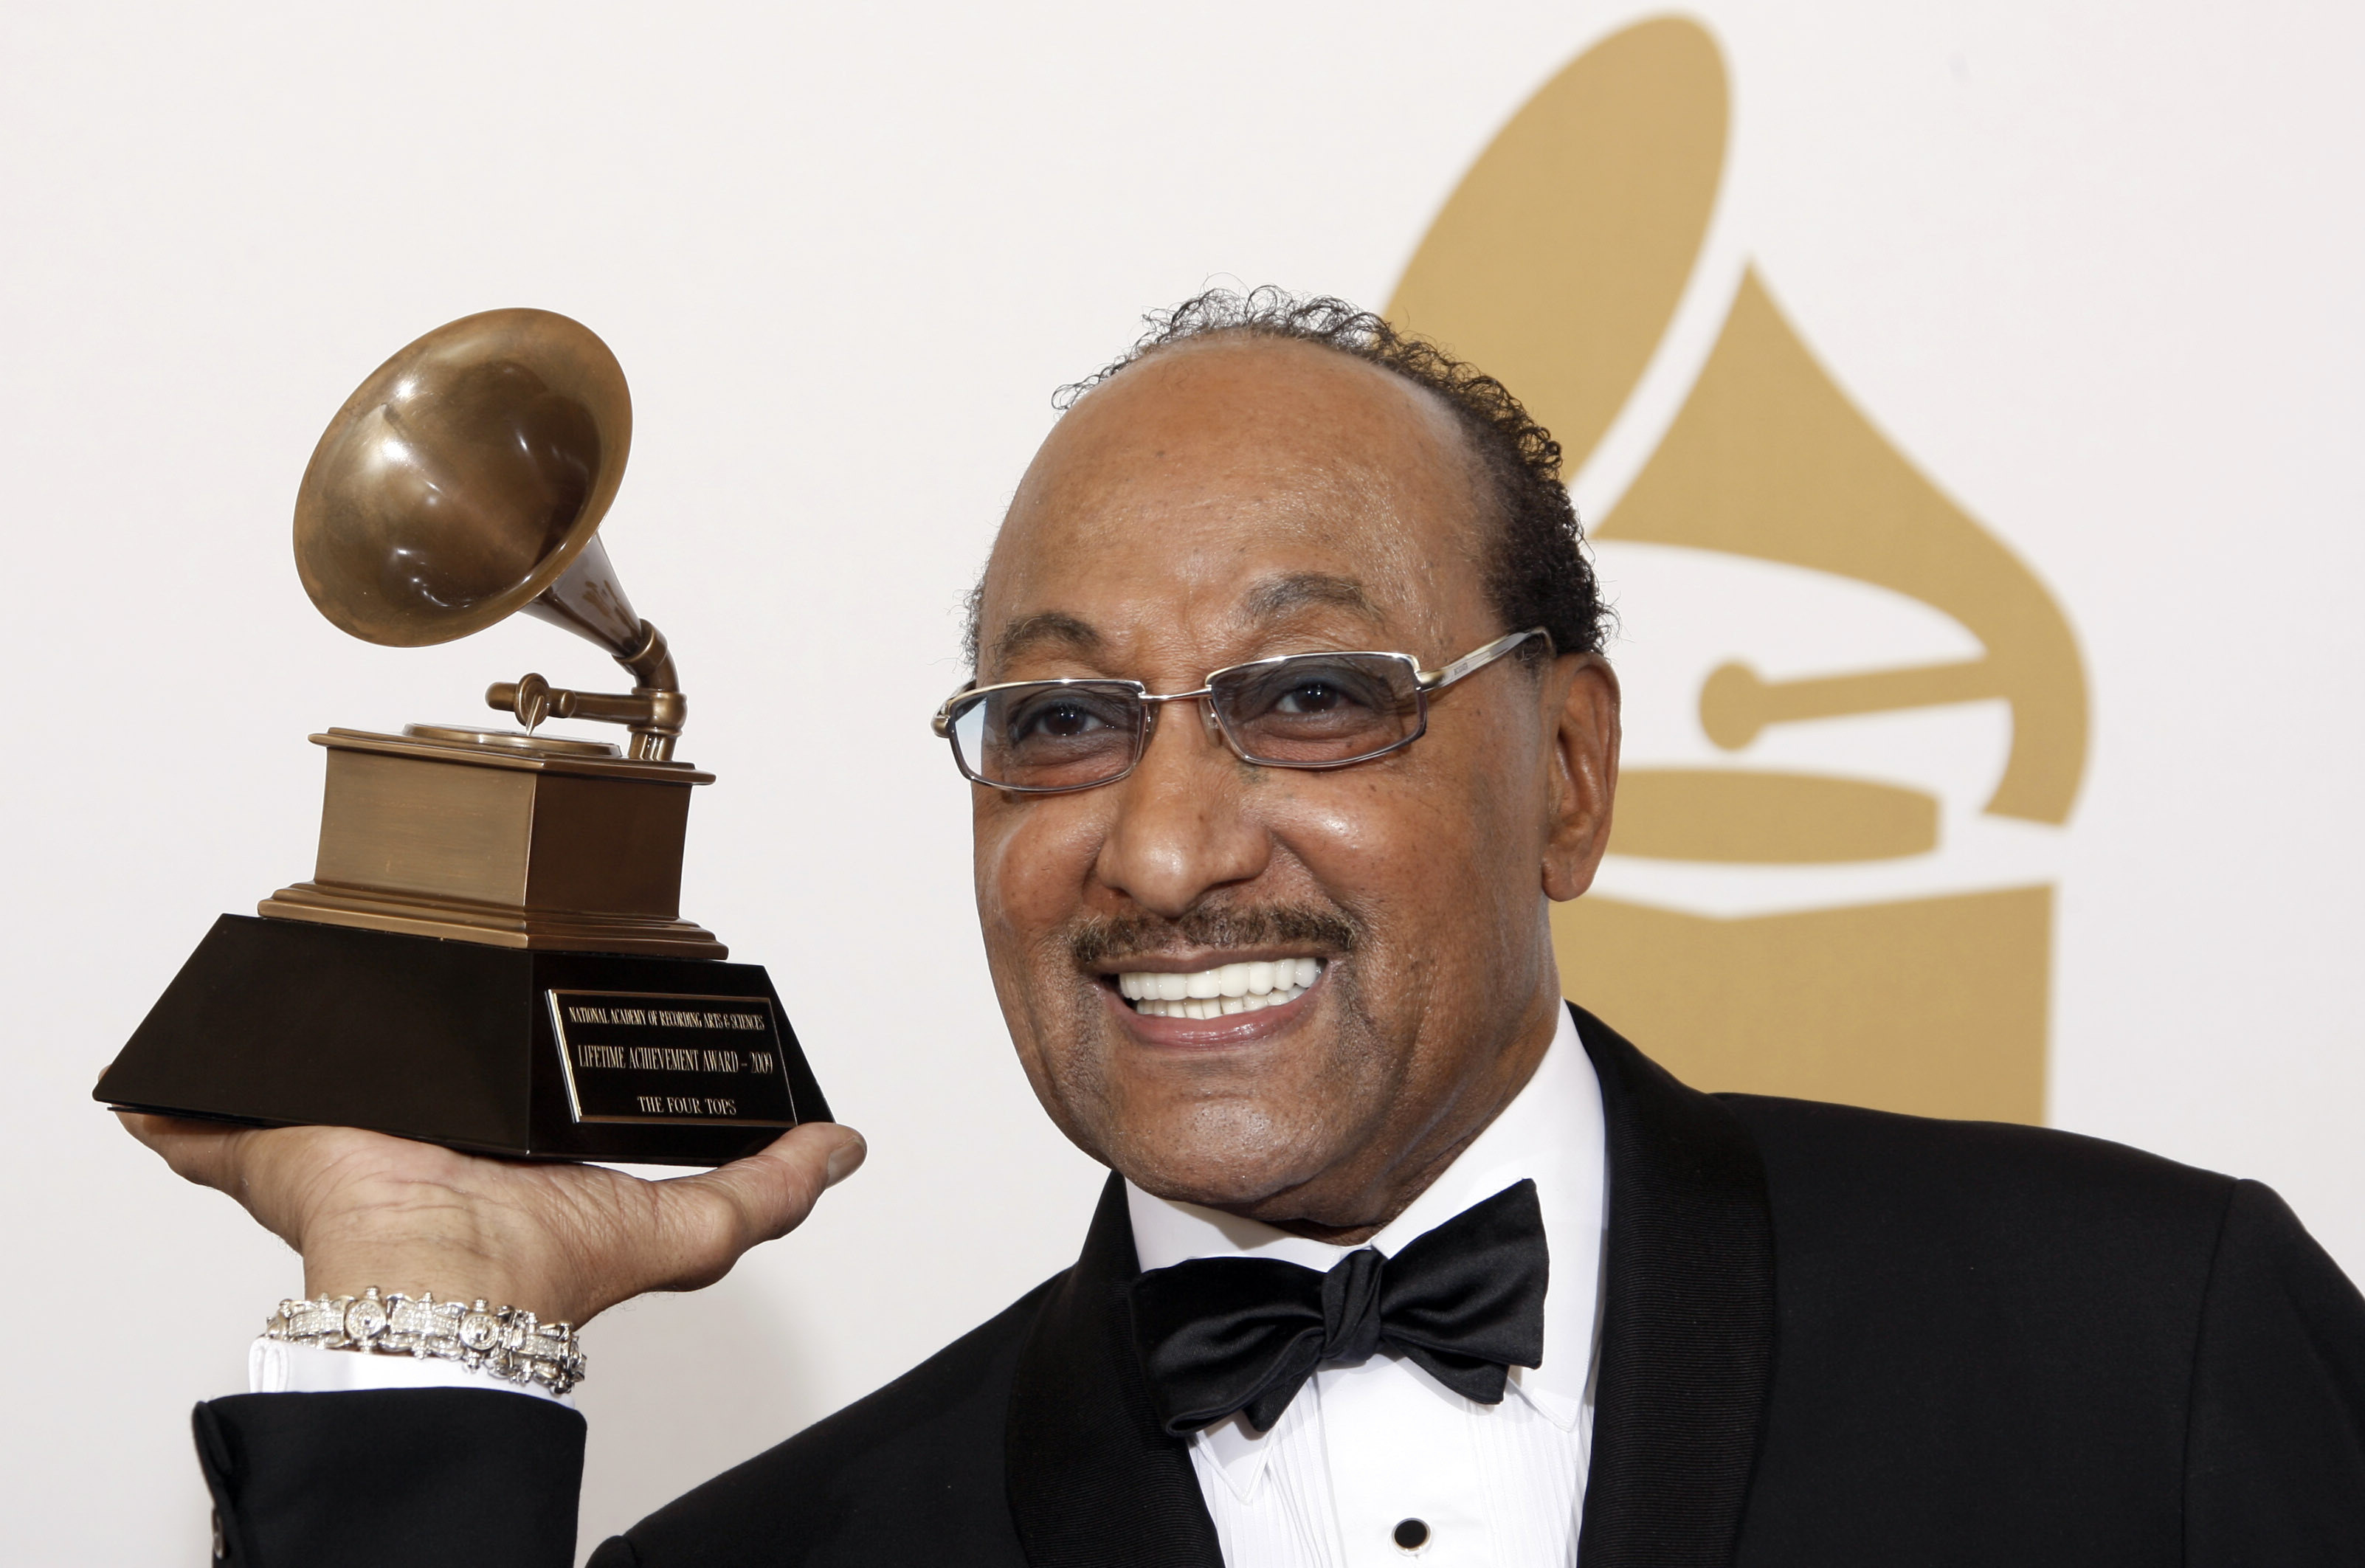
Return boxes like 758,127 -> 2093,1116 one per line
5,2 -> 2361,1561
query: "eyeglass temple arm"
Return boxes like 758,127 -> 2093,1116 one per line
930,695 -> 961,738
1419,627 -> 1550,691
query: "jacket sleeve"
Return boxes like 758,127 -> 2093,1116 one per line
2184,1179 -> 2365,1561
195,1389 -> 585,1567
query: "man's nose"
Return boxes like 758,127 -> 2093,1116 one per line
1092,700 -> 1269,919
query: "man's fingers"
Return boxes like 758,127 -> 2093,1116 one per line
641,1123 -> 866,1291
821,1130 -> 867,1189
677,1122 -> 866,1245
121,1111 -> 869,1315
116,1111 -> 255,1191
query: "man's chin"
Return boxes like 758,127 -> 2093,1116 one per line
1102,1119 -> 1351,1218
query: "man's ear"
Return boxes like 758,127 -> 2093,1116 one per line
1540,653 -> 1620,902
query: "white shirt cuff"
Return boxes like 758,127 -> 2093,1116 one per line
246,1338 -> 573,1406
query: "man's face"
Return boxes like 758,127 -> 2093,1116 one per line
968,336 -> 1617,1235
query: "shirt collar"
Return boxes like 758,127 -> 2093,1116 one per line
1125,1004 -> 1606,1487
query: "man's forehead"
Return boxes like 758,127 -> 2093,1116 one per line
977,336 -> 1488,671
1022,335 -> 1466,498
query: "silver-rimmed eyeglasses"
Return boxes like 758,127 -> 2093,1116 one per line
931,627 -> 1549,793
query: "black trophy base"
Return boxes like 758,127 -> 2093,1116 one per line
96,914 -> 830,1167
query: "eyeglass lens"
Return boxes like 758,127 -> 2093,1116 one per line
1206,654 -> 1422,764
953,682 -> 1144,792
949,654 -> 1425,790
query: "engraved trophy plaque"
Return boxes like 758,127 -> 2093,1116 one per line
94,308 -> 827,1164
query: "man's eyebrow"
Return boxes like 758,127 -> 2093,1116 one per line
990,611 -> 1102,669
1239,573 -> 1381,623
987,576 -> 1378,669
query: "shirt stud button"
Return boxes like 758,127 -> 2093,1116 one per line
1392,1518 -> 1431,1553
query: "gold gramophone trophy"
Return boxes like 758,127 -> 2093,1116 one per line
95,308 -> 826,1164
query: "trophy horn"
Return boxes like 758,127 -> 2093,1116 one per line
293,307 -> 686,761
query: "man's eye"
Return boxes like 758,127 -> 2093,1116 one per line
1007,697 -> 1121,742
1257,667 -> 1395,718
1274,680 -> 1356,716
1030,704 -> 1102,736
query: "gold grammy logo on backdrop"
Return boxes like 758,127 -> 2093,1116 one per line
1390,17 -> 2088,1122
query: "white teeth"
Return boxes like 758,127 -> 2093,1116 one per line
1129,985 -> 1310,1020
1114,961 -> 1324,1019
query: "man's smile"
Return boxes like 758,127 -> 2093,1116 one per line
1111,957 -> 1327,1019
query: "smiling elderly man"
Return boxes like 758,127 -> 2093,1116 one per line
133,291 -> 2365,1567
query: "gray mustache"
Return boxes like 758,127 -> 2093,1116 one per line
1069,905 -> 1360,971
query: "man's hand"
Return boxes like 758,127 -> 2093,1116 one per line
119,1113 -> 866,1325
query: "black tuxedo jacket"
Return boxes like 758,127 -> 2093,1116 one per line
195,1008 -> 2365,1566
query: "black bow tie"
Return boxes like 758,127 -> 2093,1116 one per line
1125,1178 -> 1549,1437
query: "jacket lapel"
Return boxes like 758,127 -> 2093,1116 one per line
1572,1003 -> 1777,1568
1005,1175 -> 1226,1568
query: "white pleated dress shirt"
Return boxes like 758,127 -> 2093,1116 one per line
252,1009 -> 1606,1567
1129,1006 -> 1607,1568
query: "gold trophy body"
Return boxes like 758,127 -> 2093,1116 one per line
96,309 -> 826,1164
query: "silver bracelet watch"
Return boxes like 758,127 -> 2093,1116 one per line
263,1287 -> 587,1397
